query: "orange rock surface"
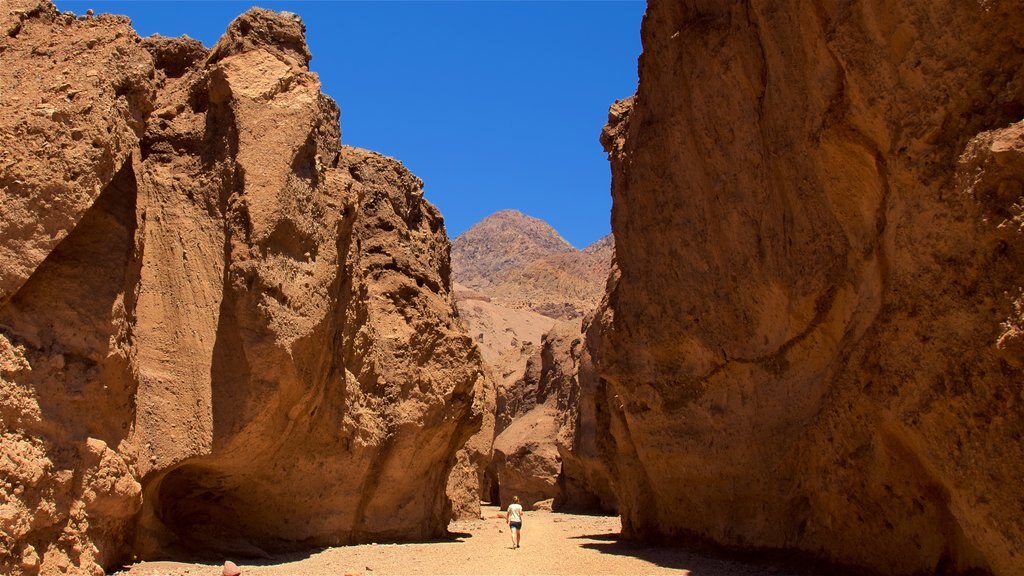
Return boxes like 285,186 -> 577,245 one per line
0,4 -> 482,574
587,1 -> 1024,574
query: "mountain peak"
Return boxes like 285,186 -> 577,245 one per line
452,210 -> 575,290
451,212 -> 612,319
583,233 -> 614,256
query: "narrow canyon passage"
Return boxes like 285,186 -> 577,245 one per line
4,1 -> 1023,574
116,506 -> 834,576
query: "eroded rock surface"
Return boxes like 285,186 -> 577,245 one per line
449,214 -> 615,513
491,321 -> 585,509
446,284 -> 555,517
589,1 -> 1024,575
0,4 -> 482,574
557,314 -> 617,514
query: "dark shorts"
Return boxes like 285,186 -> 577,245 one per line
509,521 -> 522,529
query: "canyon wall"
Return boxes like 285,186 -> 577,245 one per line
446,285 -> 554,518
0,3 -> 482,574
449,214 -> 615,514
591,1 -> 1024,574
557,313 -> 617,514
490,320 -> 579,509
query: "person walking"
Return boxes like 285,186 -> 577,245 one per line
506,496 -> 524,549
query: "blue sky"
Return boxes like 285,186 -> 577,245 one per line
55,1 -> 644,248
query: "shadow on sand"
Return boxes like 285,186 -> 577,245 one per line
572,533 -> 869,576
122,530 -> 476,572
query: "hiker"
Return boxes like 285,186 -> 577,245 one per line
506,496 -> 524,549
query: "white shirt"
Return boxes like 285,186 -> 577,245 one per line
507,503 -> 523,523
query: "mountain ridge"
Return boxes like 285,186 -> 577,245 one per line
451,210 -> 613,320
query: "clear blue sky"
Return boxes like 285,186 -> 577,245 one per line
55,1 -> 644,248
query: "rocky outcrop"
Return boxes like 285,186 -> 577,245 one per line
0,4 -> 482,574
491,321 -> 585,509
448,285 -> 556,515
1,4 -> 158,572
445,346 -> 496,521
589,1 -> 1024,575
0,1 -> 154,307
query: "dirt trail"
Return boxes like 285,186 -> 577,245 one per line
116,506 -> 832,576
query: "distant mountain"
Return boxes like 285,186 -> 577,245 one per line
451,210 -> 576,290
582,233 -> 614,259
451,211 -> 614,320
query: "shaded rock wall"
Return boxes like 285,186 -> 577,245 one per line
451,285 -> 557,514
491,321 -> 593,510
590,1 -> 1024,574
556,313 -> 617,514
0,3 -> 482,574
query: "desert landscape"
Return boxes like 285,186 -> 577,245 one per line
2,0 -> 1023,575
113,507 -> 846,576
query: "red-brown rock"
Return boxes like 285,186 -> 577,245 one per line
0,4 -> 482,574
492,321 -> 587,510
452,211 -> 612,320
589,1 -> 1024,575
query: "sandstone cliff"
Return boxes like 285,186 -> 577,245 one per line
0,3 -> 482,574
590,1 -> 1024,575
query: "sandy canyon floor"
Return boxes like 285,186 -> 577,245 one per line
116,506 -> 839,576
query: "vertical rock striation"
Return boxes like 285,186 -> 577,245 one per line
557,313 -> 617,514
590,1 -> 1024,574
0,3 -> 482,574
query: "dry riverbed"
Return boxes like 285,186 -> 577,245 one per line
116,506 -> 836,575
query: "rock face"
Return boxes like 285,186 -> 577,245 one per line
590,1 -> 1024,575
452,210 -> 612,320
491,321 -> 581,509
450,215 -> 616,513
0,3 -> 482,574
446,285 -> 555,516
484,246 -> 612,320
556,314 -> 617,514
